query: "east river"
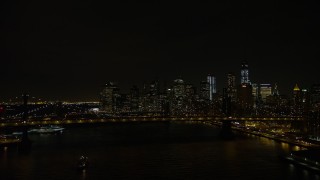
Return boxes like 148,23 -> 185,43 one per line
0,122 -> 319,180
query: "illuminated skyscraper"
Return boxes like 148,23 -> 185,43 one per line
227,73 -> 236,90
148,79 -> 161,112
171,78 -> 186,115
100,82 -> 119,113
200,81 -> 210,101
237,83 -> 253,110
251,83 -> 259,107
310,84 -> 320,109
150,80 -> 159,96
226,72 -> 236,101
207,74 -> 216,101
301,89 -> 310,114
260,84 -> 272,103
185,84 -> 196,98
272,83 -> 280,96
130,85 -> 140,112
240,61 -> 250,85
293,84 -> 302,115
173,79 -> 185,98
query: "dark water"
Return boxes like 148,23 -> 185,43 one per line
1,122 -> 319,180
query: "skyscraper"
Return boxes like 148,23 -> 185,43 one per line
293,84 -> 302,115
272,83 -> 280,96
310,84 -> 320,109
148,79 -> 161,112
100,82 -> 119,113
260,84 -> 272,103
237,83 -> 253,111
251,83 -> 259,106
200,81 -> 210,101
226,72 -> 237,101
173,79 -> 186,98
171,78 -> 186,115
207,74 -> 216,101
240,61 -> 250,85
130,85 -> 140,112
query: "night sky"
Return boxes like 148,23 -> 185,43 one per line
1,1 -> 319,101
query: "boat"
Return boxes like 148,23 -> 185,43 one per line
77,156 -> 89,171
28,125 -> 65,134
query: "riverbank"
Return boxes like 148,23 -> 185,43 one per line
196,120 -> 320,173
199,120 -> 320,149
282,150 -> 320,173
0,138 -> 20,147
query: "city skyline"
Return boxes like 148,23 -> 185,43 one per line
1,1 -> 319,101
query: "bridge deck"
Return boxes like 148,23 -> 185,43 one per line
0,116 -> 305,128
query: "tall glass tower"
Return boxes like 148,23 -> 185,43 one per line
241,61 -> 250,84
207,74 -> 216,101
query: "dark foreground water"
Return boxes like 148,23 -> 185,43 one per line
1,122 -> 319,180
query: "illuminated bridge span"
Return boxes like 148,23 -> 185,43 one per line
0,116 -> 305,128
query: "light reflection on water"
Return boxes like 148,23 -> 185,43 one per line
0,123 -> 320,180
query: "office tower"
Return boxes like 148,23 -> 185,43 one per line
170,78 -> 186,115
130,85 -> 140,112
148,79 -> 161,112
226,72 -> 237,101
173,79 -> 185,98
0,105 -> 5,118
260,84 -> 272,103
293,84 -> 302,115
240,61 -> 250,84
251,83 -> 259,106
100,82 -> 119,113
200,81 -> 210,101
301,89 -> 310,114
293,84 -> 301,103
273,83 -> 280,96
310,84 -> 320,109
207,74 -> 216,101
266,83 -> 281,107
222,88 -> 231,116
185,84 -> 196,98
150,80 -> 160,96
237,83 -> 253,110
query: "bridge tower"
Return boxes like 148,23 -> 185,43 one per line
20,93 -> 32,149
220,88 -> 235,139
